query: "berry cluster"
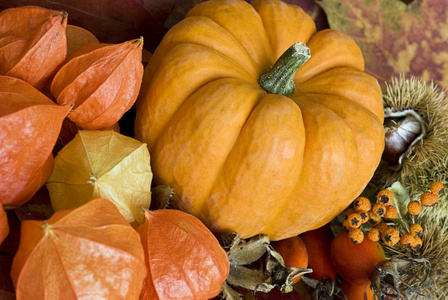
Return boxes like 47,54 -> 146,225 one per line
342,181 -> 444,250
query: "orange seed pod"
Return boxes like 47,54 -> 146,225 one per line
413,236 -> 423,251
348,228 -> 364,244
359,211 -> 369,224
408,201 -> 422,215
347,213 -> 363,229
366,228 -> 381,242
384,205 -> 398,221
367,211 -> 382,226
344,206 -> 356,219
342,219 -> 352,231
400,233 -> 415,249
374,222 -> 389,234
381,227 -> 400,247
371,203 -> 386,217
420,192 -> 438,207
352,197 -> 371,212
376,189 -> 394,206
409,223 -> 423,237
429,181 -> 444,196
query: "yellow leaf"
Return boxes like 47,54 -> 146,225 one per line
46,130 -> 152,224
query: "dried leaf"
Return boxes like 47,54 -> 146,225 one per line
51,38 -> 144,129
0,76 -> 71,206
318,0 -> 448,87
0,6 -> 67,88
10,198 -> 147,300
47,130 -> 152,224
136,209 -> 230,300
387,181 -> 411,221
228,235 -> 270,266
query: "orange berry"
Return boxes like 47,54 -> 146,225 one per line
384,205 -> 398,221
359,211 -> 369,224
409,223 -> 423,238
366,228 -> 381,242
348,228 -> 364,244
408,201 -> 422,215
367,211 -> 382,226
374,222 -> 389,234
371,203 -> 386,216
344,206 -> 356,219
381,227 -> 400,247
430,181 -> 444,196
353,197 -> 371,212
342,219 -> 352,231
420,192 -> 438,207
347,213 -> 363,229
400,233 -> 415,249
413,236 -> 423,251
376,189 -> 394,206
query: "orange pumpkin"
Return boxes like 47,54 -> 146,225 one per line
134,0 -> 384,240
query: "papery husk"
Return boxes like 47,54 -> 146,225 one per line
370,75 -> 448,201
0,76 -> 70,206
66,24 -> 99,56
136,209 -> 229,300
51,38 -> 144,130
47,130 -> 152,225
10,198 -> 147,300
0,6 -> 67,89
53,118 -> 120,155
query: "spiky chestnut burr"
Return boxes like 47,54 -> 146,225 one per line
371,75 -> 448,201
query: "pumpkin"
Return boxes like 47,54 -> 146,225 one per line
134,0 -> 384,240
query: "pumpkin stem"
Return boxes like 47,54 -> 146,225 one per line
259,42 -> 310,96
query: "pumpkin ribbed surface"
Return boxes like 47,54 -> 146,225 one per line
134,0 -> 384,240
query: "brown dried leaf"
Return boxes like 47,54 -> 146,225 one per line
0,76 -> 70,206
51,38 -> 144,129
0,6 -> 67,88
318,0 -> 448,87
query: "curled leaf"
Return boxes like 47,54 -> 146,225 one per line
47,130 -> 152,224
0,76 -> 71,206
10,198 -> 147,300
136,209 -> 230,300
0,6 -> 67,88
51,38 -> 144,129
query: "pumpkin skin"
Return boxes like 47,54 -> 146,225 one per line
134,0 -> 384,240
